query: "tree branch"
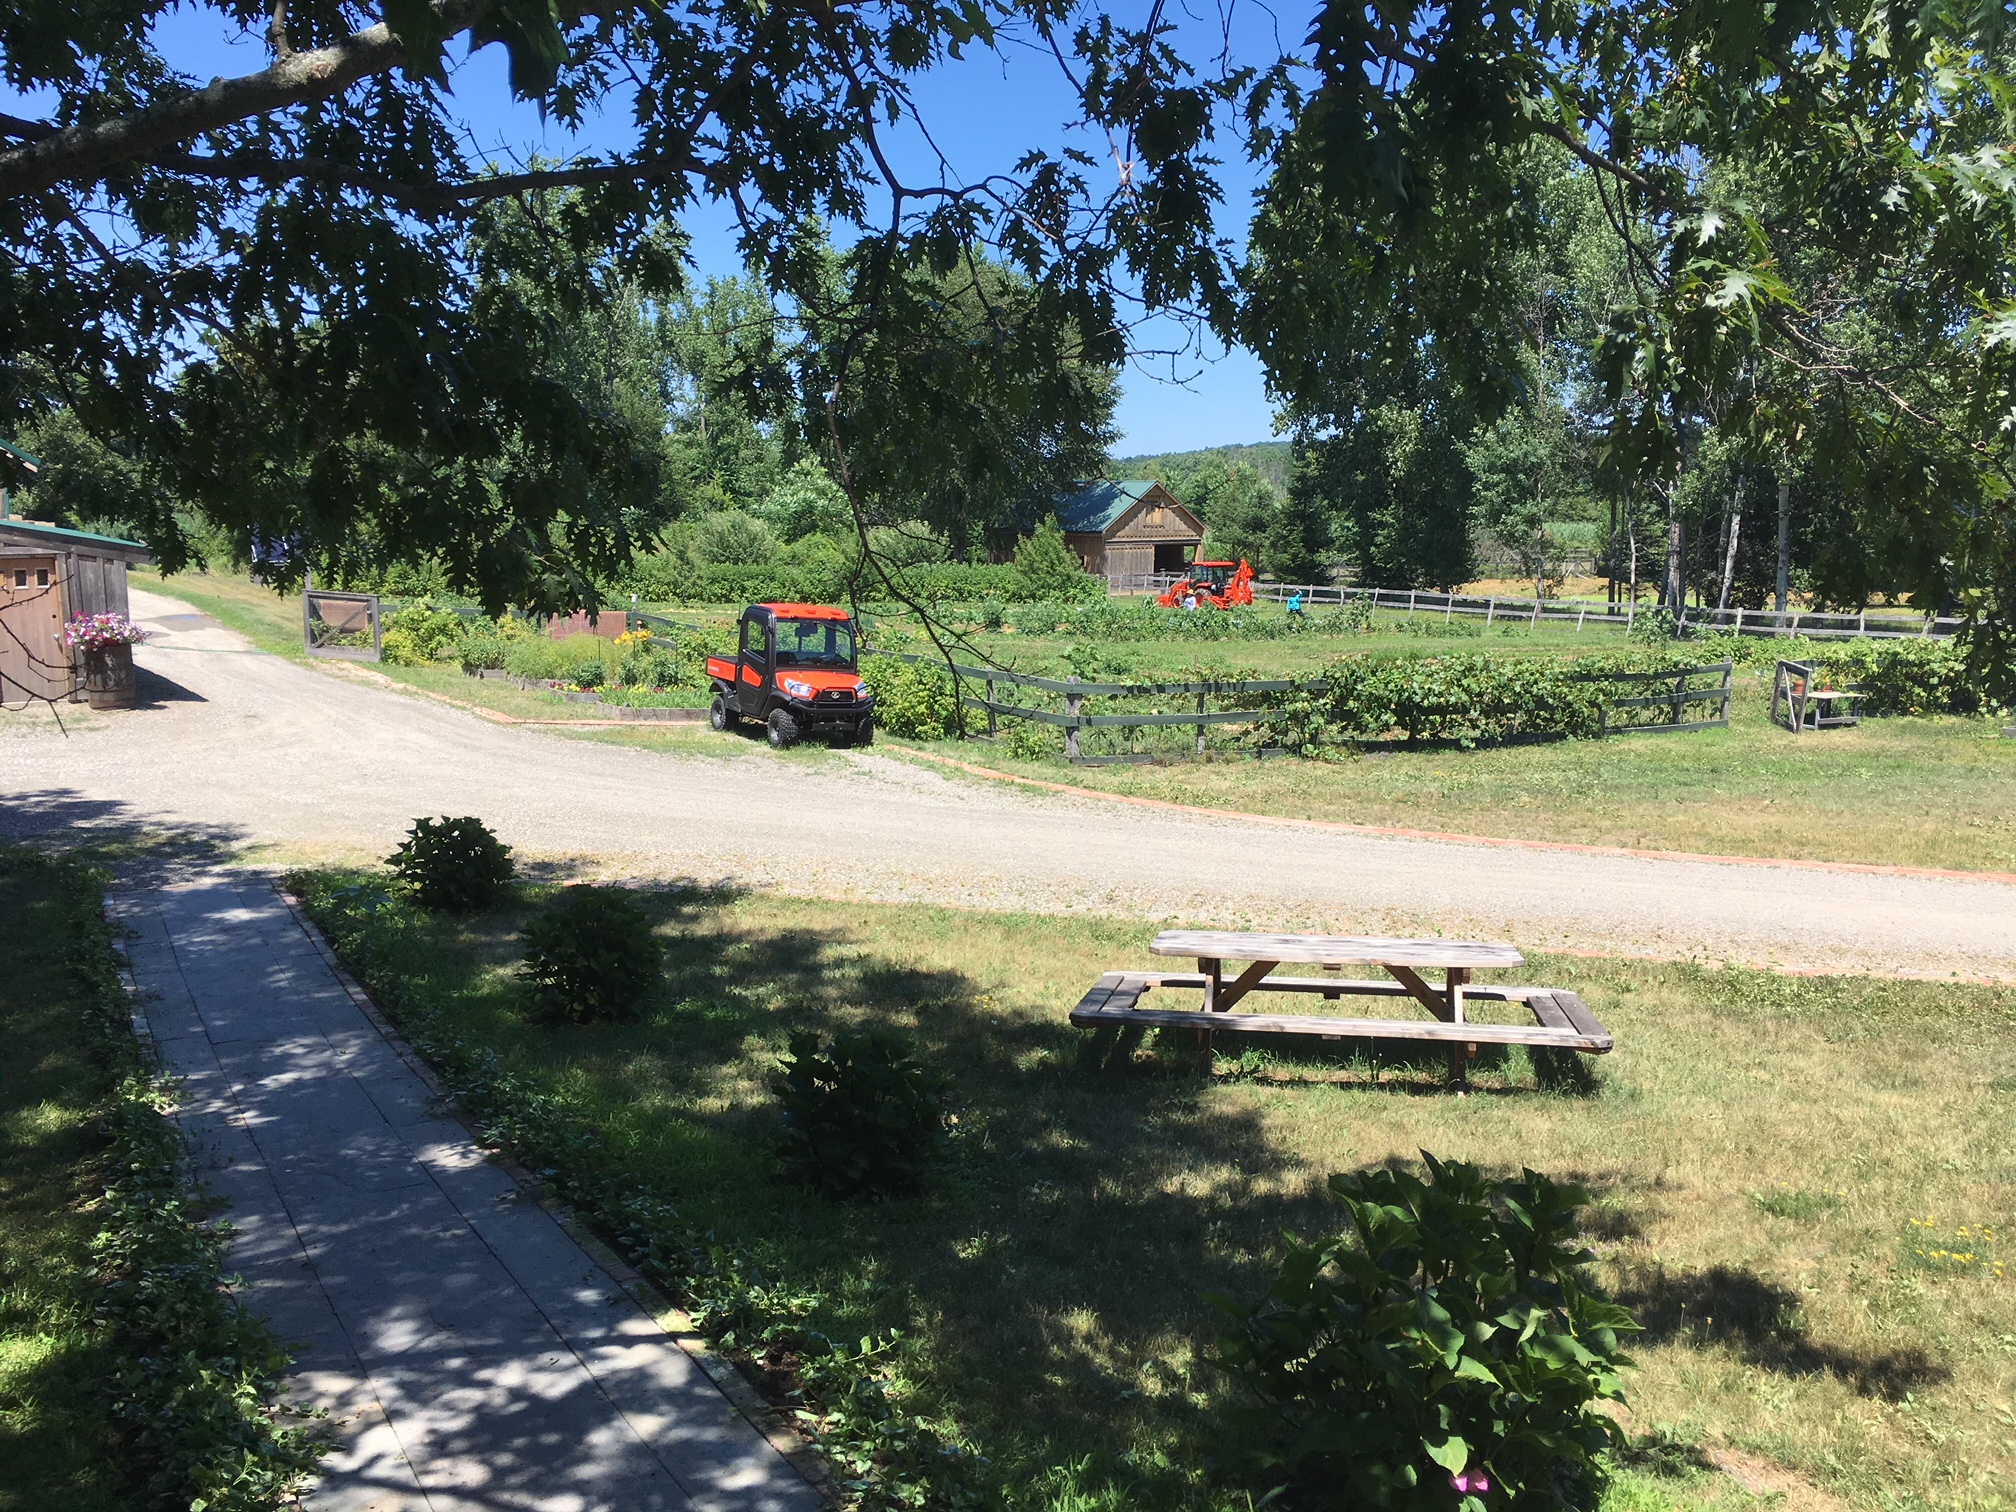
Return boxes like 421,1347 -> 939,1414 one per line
1530,118 -> 1662,200
151,148 -> 721,212
0,0 -> 492,201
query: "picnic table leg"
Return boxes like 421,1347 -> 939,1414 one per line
1448,968 -> 1474,1091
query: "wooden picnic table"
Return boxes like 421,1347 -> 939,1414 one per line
1068,928 -> 1612,1088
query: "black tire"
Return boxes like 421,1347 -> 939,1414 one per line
709,693 -> 735,731
766,709 -> 800,749
853,716 -> 874,748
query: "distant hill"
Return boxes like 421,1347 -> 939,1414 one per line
1109,440 -> 1292,500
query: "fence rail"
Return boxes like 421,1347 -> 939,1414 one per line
869,651 -> 1729,759
1101,575 -> 1958,641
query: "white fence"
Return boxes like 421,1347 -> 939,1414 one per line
1102,575 -> 1959,641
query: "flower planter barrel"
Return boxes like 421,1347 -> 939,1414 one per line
82,644 -> 137,709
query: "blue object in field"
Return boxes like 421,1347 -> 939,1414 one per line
1285,592 -> 1304,616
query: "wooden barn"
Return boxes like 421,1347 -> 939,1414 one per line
1052,479 -> 1205,580
0,519 -> 154,705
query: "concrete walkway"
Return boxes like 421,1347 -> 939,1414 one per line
115,873 -> 823,1512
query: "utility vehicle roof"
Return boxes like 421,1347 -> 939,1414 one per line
750,603 -> 851,621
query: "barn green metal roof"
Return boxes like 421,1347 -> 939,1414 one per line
0,517 -> 153,557
1054,480 -> 1166,535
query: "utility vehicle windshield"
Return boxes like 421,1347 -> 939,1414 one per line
772,618 -> 856,668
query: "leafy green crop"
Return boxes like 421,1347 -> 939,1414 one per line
861,656 -> 959,739
1212,1155 -> 1637,1512
387,816 -> 516,913
519,887 -> 663,1024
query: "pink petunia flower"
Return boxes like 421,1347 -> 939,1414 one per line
1450,1472 -> 1491,1495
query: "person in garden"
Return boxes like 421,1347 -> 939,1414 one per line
1286,591 -> 1304,618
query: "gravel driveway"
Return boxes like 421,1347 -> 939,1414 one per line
4,587 -> 2012,980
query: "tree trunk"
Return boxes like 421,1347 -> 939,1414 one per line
1774,476 -> 1792,618
1717,471 -> 1743,611
1663,484 -> 1684,615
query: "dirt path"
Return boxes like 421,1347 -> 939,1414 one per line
5,587 -> 2012,980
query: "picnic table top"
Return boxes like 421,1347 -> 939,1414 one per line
1150,930 -> 1525,970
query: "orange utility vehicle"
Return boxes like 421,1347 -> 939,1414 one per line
706,603 -> 875,749
1156,557 -> 1255,609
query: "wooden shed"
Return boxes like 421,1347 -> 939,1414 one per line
0,519 -> 154,705
1052,480 -> 1205,580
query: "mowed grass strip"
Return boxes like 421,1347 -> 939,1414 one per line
0,860 -> 125,1512
303,878 -> 2016,1512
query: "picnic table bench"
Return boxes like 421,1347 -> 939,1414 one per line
1069,930 -> 1612,1087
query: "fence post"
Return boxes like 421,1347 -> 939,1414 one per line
1196,684 -> 1207,757
986,677 -> 997,737
1408,590 -> 1418,616
1065,676 -> 1081,761
1486,597 -> 1497,628
1672,670 -> 1686,728
1576,606 -> 1586,632
1530,596 -> 1542,628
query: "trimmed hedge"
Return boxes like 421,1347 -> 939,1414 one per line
1258,653 -> 1620,750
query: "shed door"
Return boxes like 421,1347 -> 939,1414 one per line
0,557 -> 69,705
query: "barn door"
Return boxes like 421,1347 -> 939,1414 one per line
0,557 -> 70,705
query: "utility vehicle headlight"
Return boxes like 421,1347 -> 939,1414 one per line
783,678 -> 813,698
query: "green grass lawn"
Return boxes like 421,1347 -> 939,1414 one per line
907,675 -> 2016,873
0,857 -> 127,1512
298,874 -> 2016,1512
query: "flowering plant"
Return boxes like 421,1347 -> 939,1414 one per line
60,612 -> 150,650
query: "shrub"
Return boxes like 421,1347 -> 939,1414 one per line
1262,653 -> 1612,750
379,604 -> 471,665
860,656 -> 959,739
457,614 -> 532,671
573,658 -> 607,689
519,887 -> 664,1024
1627,606 -> 1676,645
1212,1155 -> 1637,1512
1818,637 -> 1981,715
773,1029 -> 950,1199
1014,518 -> 1104,602
503,635 -> 565,681
619,645 -> 680,689
387,816 -> 515,912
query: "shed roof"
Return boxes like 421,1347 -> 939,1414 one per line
0,518 -> 154,562
1053,479 -> 1175,535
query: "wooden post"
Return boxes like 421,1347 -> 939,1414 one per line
1065,676 -> 1081,760
1200,957 -> 1221,1013
1672,670 -> 1686,728
1530,595 -> 1541,628
1195,684 -> 1207,757
986,677 -> 997,737
1486,598 -> 1497,628
1576,607 -> 1586,632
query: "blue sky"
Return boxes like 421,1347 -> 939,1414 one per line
28,2 -> 1295,454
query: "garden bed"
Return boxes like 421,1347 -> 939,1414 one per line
294,874 -> 2016,1512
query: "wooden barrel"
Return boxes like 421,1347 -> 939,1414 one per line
83,644 -> 137,709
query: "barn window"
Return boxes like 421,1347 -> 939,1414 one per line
1153,542 -> 1190,573
35,568 -> 48,587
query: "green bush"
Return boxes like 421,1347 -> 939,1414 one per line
519,887 -> 664,1024
1262,653 -> 1612,750
1212,1155 -> 1637,1512
573,658 -> 607,689
387,816 -> 515,912
619,645 -> 680,688
379,604 -> 471,665
860,656 -> 959,739
1627,606 -> 1676,645
503,635 -> 565,681
1013,518 -> 1104,601
773,1030 -> 950,1200
1818,637 -> 1981,715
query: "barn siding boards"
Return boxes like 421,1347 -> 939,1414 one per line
1049,480 -> 1206,580
0,520 -> 152,703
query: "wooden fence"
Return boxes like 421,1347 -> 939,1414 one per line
872,653 -> 1733,762
1101,576 -> 1959,641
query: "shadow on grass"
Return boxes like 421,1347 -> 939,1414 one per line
1615,1262 -> 1949,1400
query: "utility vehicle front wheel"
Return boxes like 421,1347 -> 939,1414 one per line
851,716 -> 874,748
766,709 -> 800,749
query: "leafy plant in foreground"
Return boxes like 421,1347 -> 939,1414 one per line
519,887 -> 664,1024
774,1030 -> 951,1200
387,816 -> 516,912
1212,1154 -> 1637,1512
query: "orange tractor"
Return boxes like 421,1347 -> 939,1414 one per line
1156,557 -> 1255,610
